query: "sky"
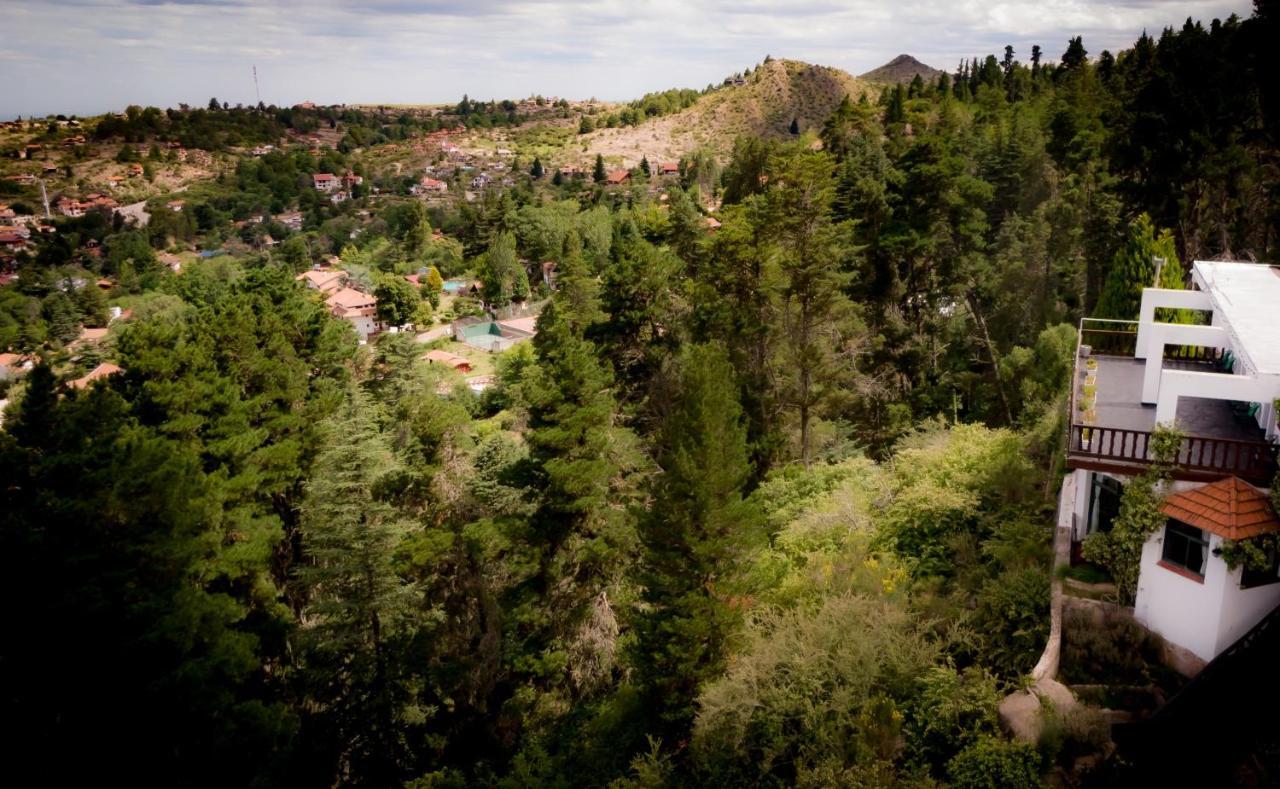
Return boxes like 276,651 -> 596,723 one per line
1,0 -> 1257,119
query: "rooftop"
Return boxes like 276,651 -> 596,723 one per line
1193,261 -> 1280,375
1161,476 -> 1280,540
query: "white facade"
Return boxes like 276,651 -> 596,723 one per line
1135,262 -> 1280,438
1134,526 -> 1280,663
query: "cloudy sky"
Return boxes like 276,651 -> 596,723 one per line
1,0 -> 1255,119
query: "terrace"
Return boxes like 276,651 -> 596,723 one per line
1067,263 -> 1280,484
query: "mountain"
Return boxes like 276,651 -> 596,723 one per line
859,54 -> 944,84
576,58 -> 873,165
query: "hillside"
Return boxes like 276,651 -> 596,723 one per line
859,54 -> 944,84
572,58 -> 873,166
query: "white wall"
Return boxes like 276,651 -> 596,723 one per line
1215,569 -> 1280,655
1134,530 -> 1229,663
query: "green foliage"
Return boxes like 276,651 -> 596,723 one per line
946,736 -> 1042,789
1081,425 -> 1182,602
632,343 -> 763,739
691,594 -> 940,784
1093,213 -> 1181,319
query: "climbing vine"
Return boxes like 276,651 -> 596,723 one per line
1081,425 -> 1184,603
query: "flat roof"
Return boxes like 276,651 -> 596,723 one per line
1193,261 -> 1280,375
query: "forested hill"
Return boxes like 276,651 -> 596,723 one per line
2,5 -> 1280,787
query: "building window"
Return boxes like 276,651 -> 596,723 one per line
1241,542 -> 1280,589
1087,474 -> 1123,535
1161,520 -> 1208,578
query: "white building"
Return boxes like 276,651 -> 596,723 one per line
325,286 -> 380,342
312,173 -> 340,193
1064,261 -> 1280,671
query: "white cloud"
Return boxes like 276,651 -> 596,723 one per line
1,0 -> 1255,118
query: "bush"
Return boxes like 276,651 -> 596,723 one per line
947,736 -> 1041,789
972,566 -> 1051,678
1036,705 -> 1110,769
1060,608 -> 1169,687
902,666 -> 1001,771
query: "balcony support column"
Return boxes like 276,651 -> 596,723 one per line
1135,289 -> 1214,360
1141,324 -> 1232,404
1154,369 -> 1270,427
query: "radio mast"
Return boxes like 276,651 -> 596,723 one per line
253,65 -> 261,105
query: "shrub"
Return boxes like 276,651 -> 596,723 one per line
972,566 -> 1051,678
902,666 -> 1001,771
947,736 -> 1041,789
1036,705 -> 1110,769
1059,608 -> 1167,686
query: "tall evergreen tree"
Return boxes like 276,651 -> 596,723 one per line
633,343 -> 763,741
294,390 -> 421,785
1093,213 -> 1183,320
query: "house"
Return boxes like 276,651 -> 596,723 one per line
70,362 -> 123,389
57,198 -> 84,218
128,163 -> 143,177
1062,260 -> 1280,671
704,216 -> 722,231
604,169 -> 631,185
325,287 -> 379,341
422,349 -> 473,373
0,352 -> 33,381
276,211 -> 304,231
312,173 -> 339,192
8,174 -> 36,186
343,172 -> 363,189
158,252 -> 183,273
72,326 -> 110,350
413,176 -> 448,196
658,161 -> 679,176
167,200 -> 185,212
296,268 -> 348,295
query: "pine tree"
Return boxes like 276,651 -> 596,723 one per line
530,157 -> 544,179
789,117 -> 800,135
633,343 -> 763,740
1093,213 -> 1183,319
295,390 -> 420,784
593,153 -> 606,183
639,155 -> 651,177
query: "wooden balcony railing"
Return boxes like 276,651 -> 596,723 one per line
1069,424 -> 1278,482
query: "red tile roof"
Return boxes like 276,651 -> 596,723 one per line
1161,477 -> 1280,540
70,362 -> 123,389
605,169 -> 630,184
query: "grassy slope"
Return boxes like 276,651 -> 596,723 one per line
570,59 -> 874,167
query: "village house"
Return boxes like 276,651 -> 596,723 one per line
422,349 -> 473,373
296,268 -> 348,295
657,161 -> 680,176
312,173 -> 340,193
604,169 -> 631,185
325,286 -> 379,342
412,176 -> 448,196
70,362 -> 123,390
167,200 -> 185,212
276,211 -> 303,231
1062,260 -> 1280,673
0,352 -> 34,381
57,198 -> 85,218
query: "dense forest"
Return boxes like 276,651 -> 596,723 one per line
3,4 -> 1279,786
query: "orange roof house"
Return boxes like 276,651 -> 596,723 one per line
325,287 -> 377,318
422,349 -> 473,373
604,169 -> 631,185
296,269 -> 348,294
1161,477 -> 1280,541
70,362 -> 123,389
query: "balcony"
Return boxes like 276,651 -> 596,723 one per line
1068,318 -> 1278,484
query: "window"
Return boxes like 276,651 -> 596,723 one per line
1087,475 -> 1123,535
1241,542 -> 1280,589
1161,520 -> 1209,578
